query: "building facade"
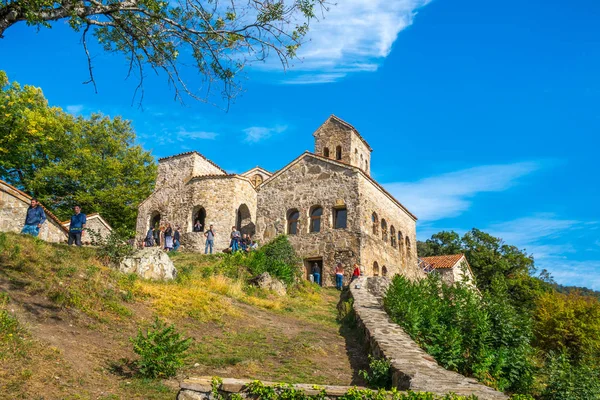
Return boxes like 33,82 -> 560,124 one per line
0,180 -> 68,242
136,115 -> 423,285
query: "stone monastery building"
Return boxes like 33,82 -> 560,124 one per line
136,115 -> 423,286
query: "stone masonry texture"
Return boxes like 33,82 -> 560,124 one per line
349,276 -> 507,399
136,116 -> 423,286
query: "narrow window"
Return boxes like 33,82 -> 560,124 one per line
382,266 -> 388,277
323,147 -> 330,158
336,145 -> 342,160
287,209 -> 300,235
334,207 -> 347,229
373,262 -> 380,277
371,212 -> 379,235
398,231 -> 404,267
405,236 -> 411,263
310,206 -> 322,233
381,219 -> 388,242
390,226 -> 396,247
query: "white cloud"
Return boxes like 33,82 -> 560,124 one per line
385,162 -> 541,222
243,125 -> 287,143
177,129 -> 218,140
258,0 -> 431,83
66,104 -> 84,114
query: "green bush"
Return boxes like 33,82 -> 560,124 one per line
130,317 -> 192,378
96,231 -> 136,265
359,355 -> 392,389
540,352 -> 600,400
384,274 -> 534,393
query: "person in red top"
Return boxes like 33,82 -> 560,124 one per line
351,263 -> 361,282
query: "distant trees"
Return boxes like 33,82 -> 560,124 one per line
0,71 -> 156,236
0,0 -> 326,105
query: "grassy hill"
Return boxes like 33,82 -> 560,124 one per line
0,233 -> 367,399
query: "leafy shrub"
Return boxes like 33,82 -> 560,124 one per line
359,355 -> 392,389
384,274 -> 534,393
96,231 -> 136,265
130,317 -> 192,378
540,352 -> 600,400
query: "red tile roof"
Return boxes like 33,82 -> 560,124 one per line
420,254 -> 465,269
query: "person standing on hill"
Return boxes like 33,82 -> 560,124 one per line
164,223 -> 174,251
145,226 -> 155,247
335,263 -> 345,290
68,205 -> 86,246
173,226 -> 181,251
312,263 -> 321,286
204,225 -> 215,254
230,226 -> 241,253
21,198 -> 46,237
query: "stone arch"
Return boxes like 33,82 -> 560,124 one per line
309,205 -> 323,233
382,266 -> 388,277
149,211 -> 161,230
236,204 -> 255,236
373,261 -> 380,277
323,147 -> 330,158
381,219 -> 388,242
287,208 -> 300,235
372,212 -> 379,235
335,145 -> 342,160
192,206 -> 206,232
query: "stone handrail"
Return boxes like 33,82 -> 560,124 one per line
349,277 -> 507,400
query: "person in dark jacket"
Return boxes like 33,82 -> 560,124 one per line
68,205 -> 86,246
145,227 -> 155,247
173,226 -> 181,251
21,198 -> 46,237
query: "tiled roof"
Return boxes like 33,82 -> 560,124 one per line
0,180 -> 69,233
157,151 -> 227,174
419,254 -> 465,269
313,114 -> 373,152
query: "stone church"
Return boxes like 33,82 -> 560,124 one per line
136,115 -> 423,285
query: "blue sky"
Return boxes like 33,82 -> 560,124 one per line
1,0 -> 599,289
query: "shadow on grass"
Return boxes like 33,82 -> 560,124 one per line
108,358 -> 138,379
337,288 -> 369,386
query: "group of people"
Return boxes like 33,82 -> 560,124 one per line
229,226 -> 258,253
21,198 -> 87,247
145,223 -> 181,251
310,262 -> 363,290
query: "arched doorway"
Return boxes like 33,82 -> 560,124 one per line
192,206 -> 206,232
150,212 -> 161,230
236,204 -> 255,236
373,261 -> 380,277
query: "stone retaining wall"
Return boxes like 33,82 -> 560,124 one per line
177,377 -> 370,400
349,277 -> 507,400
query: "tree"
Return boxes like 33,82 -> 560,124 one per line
0,71 -> 156,236
417,230 -> 462,257
0,0 -> 326,105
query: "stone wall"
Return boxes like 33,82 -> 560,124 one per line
255,155 -> 362,286
84,215 -> 112,241
349,277 -> 507,400
156,152 -> 225,189
178,377 -> 371,400
136,175 -> 257,252
0,180 -> 67,243
356,176 -> 423,281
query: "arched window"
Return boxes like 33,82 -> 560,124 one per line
390,226 -> 396,247
382,266 -> 388,277
192,206 -> 206,232
323,147 -> 330,158
373,262 -> 380,277
365,160 -> 368,171
381,219 -> 388,242
398,231 -> 404,267
236,204 -> 254,235
287,209 -> 300,235
150,212 -> 161,230
372,212 -> 379,235
405,236 -> 411,264
336,145 -> 342,160
251,174 -> 263,187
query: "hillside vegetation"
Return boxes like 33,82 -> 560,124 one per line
0,233 -> 367,399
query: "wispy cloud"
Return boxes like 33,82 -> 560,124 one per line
66,104 -> 84,114
243,125 -> 287,143
273,0 -> 431,84
385,162 -> 541,221
177,129 -> 218,140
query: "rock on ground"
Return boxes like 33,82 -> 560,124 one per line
249,272 -> 287,296
119,248 -> 177,280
